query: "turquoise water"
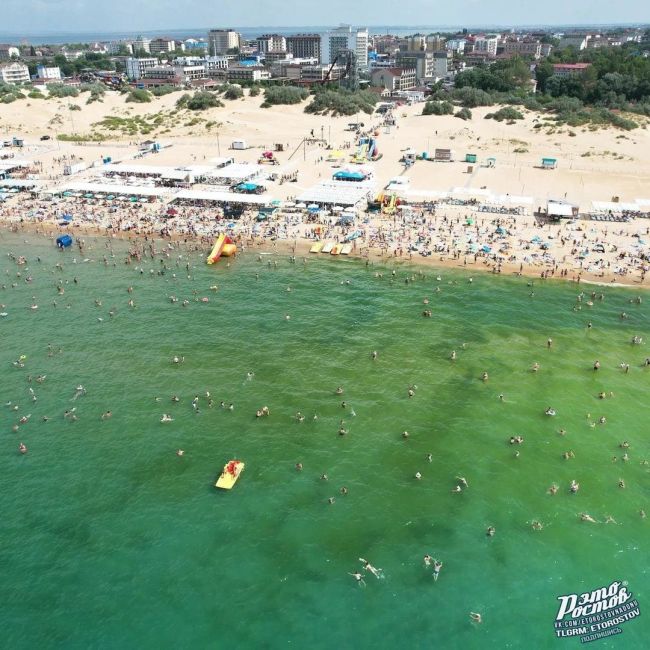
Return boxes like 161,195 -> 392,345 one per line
0,229 -> 648,649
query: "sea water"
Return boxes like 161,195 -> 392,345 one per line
0,230 -> 648,649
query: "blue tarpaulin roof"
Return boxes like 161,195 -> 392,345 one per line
333,171 -> 365,181
236,182 -> 259,192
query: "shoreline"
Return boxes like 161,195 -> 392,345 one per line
2,218 -> 647,291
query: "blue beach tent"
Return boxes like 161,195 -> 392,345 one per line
56,235 -> 73,249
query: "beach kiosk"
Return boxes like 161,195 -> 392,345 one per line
465,153 -> 477,164
542,157 -> 558,170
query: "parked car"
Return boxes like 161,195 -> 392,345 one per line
40,135 -> 51,141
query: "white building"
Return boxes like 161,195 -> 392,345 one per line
0,62 -> 30,84
473,36 -> 499,56
321,25 -> 369,70
208,29 -> 240,56
0,45 -> 20,60
149,38 -> 177,54
125,57 -> 158,80
174,56 -> 228,71
446,39 -> 466,54
132,36 -> 151,54
257,34 -> 287,54
36,65 -> 62,81
558,35 -> 589,50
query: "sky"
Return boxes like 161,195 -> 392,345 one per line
1,0 -> 648,34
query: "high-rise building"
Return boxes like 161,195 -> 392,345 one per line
256,34 -> 287,54
286,34 -> 321,60
320,25 -> 368,70
125,57 -> 157,80
207,29 -> 240,56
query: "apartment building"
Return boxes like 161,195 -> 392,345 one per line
256,34 -> 287,54
473,36 -> 499,56
149,38 -> 178,54
502,40 -> 542,59
370,67 -> 417,91
0,62 -> 30,84
125,57 -> 158,80
208,29 -> 240,56
321,25 -> 369,70
286,34 -> 321,60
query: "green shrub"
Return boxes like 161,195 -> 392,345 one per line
177,91 -> 223,111
28,90 -> 44,99
455,107 -> 472,120
264,86 -> 309,106
249,85 -> 261,97
304,88 -> 376,116
422,100 -> 454,115
68,103 -> 81,111
223,85 -> 244,100
486,107 -> 524,121
46,83 -> 79,98
150,85 -> 177,97
125,89 -> 152,103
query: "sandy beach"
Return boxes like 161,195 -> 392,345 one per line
2,90 -> 650,285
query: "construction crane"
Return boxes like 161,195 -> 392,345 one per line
321,49 -> 358,91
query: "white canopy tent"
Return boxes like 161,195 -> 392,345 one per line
55,182 -> 173,198
171,189 -> 268,205
592,201 -> 641,212
200,163 -> 266,182
547,200 -> 577,218
0,179 -> 42,189
0,160 -> 33,170
297,181 -> 375,207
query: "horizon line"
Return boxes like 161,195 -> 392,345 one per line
0,21 -> 649,36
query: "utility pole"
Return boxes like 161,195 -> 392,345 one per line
216,129 -> 221,156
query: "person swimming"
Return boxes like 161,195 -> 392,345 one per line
432,560 -> 443,581
160,414 -> 174,422
359,558 -> 383,579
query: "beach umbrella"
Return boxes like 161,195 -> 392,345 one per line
481,245 -> 492,253
62,191 -> 72,197
496,226 -> 505,234
106,195 -> 115,201
84,193 -> 94,199
466,218 -> 474,225
129,197 -> 137,202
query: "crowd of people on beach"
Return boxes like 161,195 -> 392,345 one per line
2,190 -> 650,285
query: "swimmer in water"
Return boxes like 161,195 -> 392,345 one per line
486,526 -> 495,537
570,480 -> 580,493
481,371 -> 489,382
160,414 -> 174,422
450,350 -> 457,361
470,612 -> 482,624
349,572 -> 366,587
580,513 -> 597,523
531,362 -> 540,372
176,449 -> 184,457
371,350 -> 378,360
359,558 -> 383,579
415,472 -> 422,480
456,476 -> 468,488
548,484 -> 559,495
432,560 -> 443,581
423,554 -> 432,567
